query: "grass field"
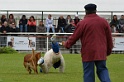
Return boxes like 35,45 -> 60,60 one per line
0,53 -> 124,82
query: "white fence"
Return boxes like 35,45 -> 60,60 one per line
0,33 -> 124,54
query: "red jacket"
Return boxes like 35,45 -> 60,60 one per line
27,20 -> 36,26
64,14 -> 113,62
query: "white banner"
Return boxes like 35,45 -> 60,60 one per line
7,36 -> 36,50
112,37 -> 124,51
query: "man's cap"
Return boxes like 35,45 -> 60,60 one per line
84,3 -> 97,11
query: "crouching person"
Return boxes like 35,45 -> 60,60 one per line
37,34 -> 65,73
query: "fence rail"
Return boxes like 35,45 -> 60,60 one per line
1,10 -> 124,30
0,33 -> 124,54
1,10 -> 124,23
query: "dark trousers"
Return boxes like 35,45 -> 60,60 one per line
70,45 -> 77,53
83,60 -> 111,82
28,26 -> 36,32
39,38 -> 45,49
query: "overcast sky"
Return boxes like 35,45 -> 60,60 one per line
1,0 -> 124,11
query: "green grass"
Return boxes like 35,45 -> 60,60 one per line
0,53 -> 124,82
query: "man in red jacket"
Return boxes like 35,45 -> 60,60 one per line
62,3 -> 113,82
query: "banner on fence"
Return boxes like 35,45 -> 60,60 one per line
112,37 -> 124,51
7,36 -> 36,50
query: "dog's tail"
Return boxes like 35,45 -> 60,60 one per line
30,48 -> 36,71
27,48 -> 35,62
30,48 -> 35,60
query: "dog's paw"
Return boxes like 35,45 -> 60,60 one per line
37,57 -> 44,65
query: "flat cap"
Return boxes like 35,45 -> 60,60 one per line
84,3 -> 97,11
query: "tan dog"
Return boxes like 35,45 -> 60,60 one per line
23,49 -> 41,74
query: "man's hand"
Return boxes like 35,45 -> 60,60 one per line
59,41 -> 65,46
62,41 -> 65,46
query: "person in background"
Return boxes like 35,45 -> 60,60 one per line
57,15 -> 67,33
110,15 -> 120,32
65,15 -> 72,25
36,21 -> 46,50
62,3 -> 113,82
27,16 -> 36,32
0,21 -> 10,47
36,21 -> 46,33
0,22 -> 2,47
1,15 -> 7,25
10,22 -> 18,36
74,14 -> 80,26
65,19 -> 76,33
1,21 -> 10,35
0,22 -> 2,32
118,15 -> 124,33
10,22 -> 18,32
19,15 -> 28,32
7,14 -> 16,27
65,20 -> 78,54
45,14 -> 55,33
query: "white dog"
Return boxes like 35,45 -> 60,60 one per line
37,35 -> 65,73
38,49 -> 65,73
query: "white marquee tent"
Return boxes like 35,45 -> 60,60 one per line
1,0 -> 124,11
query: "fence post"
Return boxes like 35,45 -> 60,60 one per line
7,11 -> 9,19
111,11 -> 113,21
76,11 -> 78,15
46,33 -> 49,51
42,11 -> 43,22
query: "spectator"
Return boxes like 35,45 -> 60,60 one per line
45,14 -> 55,33
0,21 -> 9,47
0,22 -> 2,32
36,21 -> 46,50
62,3 -> 113,82
65,20 -> 76,33
8,14 -> 16,27
57,15 -> 67,33
65,20 -> 78,54
36,21 -> 46,33
1,21 -> 10,34
10,23 -> 18,32
110,15 -> 119,27
119,15 -> 124,25
74,14 -> 80,26
0,22 -> 2,46
110,15 -> 120,32
19,15 -> 28,32
1,15 -> 7,25
27,16 -> 36,32
118,15 -> 124,33
65,15 -> 72,25
10,23 -> 18,36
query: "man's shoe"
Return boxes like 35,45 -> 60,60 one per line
50,34 -> 56,42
